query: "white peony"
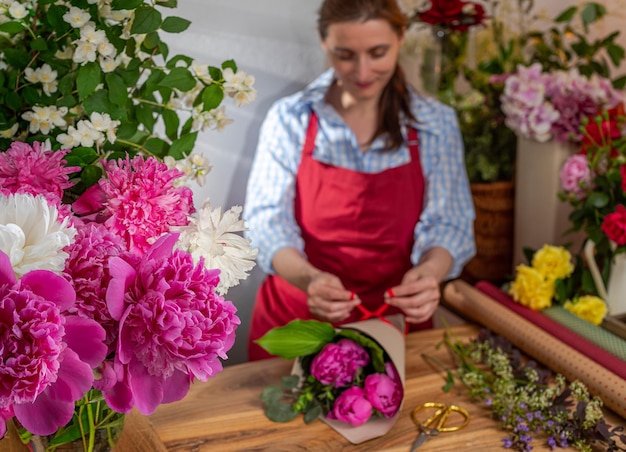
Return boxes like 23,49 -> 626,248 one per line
0,193 -> 76,277
175,201 -> 257,295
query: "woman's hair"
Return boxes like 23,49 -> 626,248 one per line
317,0 -> 416,151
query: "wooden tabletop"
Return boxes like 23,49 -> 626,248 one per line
121,324 -> 624,451
2,324 -> 622,451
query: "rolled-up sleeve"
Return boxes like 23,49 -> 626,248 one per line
412,104 -> 476,279
243,100 -> 307,274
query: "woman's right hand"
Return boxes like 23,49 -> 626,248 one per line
306,272 -> 360,323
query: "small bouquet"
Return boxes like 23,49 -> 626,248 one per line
257,316 -> 405,444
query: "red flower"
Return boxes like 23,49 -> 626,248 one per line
581,103 -> 625,156
417,0 -> 486,32
621,165 -> 626,193
601,204 -> 626,246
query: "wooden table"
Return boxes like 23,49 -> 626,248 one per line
2,324 -> 622,451
122,324 -> 624,451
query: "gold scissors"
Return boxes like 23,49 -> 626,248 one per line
410,402 -> 470,451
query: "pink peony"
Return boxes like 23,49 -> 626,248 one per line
63,222 -> 127,347
96,155 -> 195,253
363,363 -> 403,418
104,233 -> 239,415
310,339 -> 369,388
0,141 -> 79,217
560,154 -> 593,199
0,251 -> 107,436
327,386 -> 372,426
601,204 -> 626,246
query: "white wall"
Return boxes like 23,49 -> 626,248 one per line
166,0 -> 626,365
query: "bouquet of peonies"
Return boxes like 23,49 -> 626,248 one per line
257,317 -> 405,444
0,140 -> 258,450
500,63 -> 623,144
509,245 -> 607,325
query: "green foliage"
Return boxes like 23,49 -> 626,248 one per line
526,2 -> 626,88
0,1 -> 253,197
255,319 -> 337,360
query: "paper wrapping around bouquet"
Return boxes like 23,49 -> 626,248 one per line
443,280 -> 626,420
292,315 -> 406,444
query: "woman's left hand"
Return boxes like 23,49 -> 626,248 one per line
384,266 -> 441,324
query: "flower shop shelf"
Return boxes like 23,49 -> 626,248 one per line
5,325 -> 622,451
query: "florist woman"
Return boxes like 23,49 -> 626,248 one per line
244,0 -> 475,360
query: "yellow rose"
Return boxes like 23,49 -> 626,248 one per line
564,295 -> 607,326
532,245 -> 574,281
509,265 -> 554,310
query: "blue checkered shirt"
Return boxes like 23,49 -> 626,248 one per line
244,69 -> 475,278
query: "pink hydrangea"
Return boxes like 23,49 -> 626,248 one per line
63,223 -> 127,347
0,141 -> 79,217
0,251 -> 107,437
310,339 -> 370,388
104,233 -> 239,415
327,386 -> 372,426
88,155 -> 195,253
560,154 -> 593,199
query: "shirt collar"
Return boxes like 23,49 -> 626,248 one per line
299,68 -> 443,137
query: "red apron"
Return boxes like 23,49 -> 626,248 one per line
248,112 -> 428,360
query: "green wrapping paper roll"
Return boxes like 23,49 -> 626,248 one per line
542,307 -> 626,361
443,280 -> 626,420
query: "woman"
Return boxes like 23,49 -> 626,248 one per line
244,0 -> 475,360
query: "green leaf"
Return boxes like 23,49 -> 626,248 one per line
303,404 -> 322,424
260,386 -> 283,406
143,137 -> 169,158
77,62 -> 102,101
168,131 -> 197,159
208,66 -> 222,80
0,21 -> 25,34
162,108 -> 180,141
83,91 -> 121,119
30,37 -> 48,52
81,165 -> 103,187
161,16 -> 191,33
5,91 -> 22,111
143,31 -> 161,50
281,375 -> 301,390
554,6 -> 577,23
202,84 -> 224,111
66,147 -> 100,166
3,48 -> 30,70
111,0 -> 143,10
159,67 -> 196,91
136,103 -> 156,131
222,59 -> 237,72
156,0 -> 178,7
586,191 -> 609,209
130,5 -> 162,35
46,4 -> 71,32
607,43 -> 625,67
166,55 -> 193,70
48,423 -> 82,445
105,73 -> 129,107
613,75 -> 626,89
265,402 -> 299,423
255,319 -> 336,359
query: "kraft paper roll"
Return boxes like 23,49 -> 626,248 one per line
443,280 -> 626,420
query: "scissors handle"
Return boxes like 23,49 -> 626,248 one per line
412,402 -> 470,432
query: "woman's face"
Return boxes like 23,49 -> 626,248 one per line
322,19 -> 403,103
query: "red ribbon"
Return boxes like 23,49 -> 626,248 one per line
352,290 -> 408,334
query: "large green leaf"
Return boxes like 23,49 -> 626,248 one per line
105,73 -> 129,107
202,84 -> 223,111
130,5 -> 162,35
111,0 -> 144,11
0,21 -> 25,34
77,62 -> 102,101
161,16 -> 191,33
168,132 -> 197,159
159,67 -> 196,91
255,320 -> 337,359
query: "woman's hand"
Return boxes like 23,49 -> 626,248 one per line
384,267 -> 441,324
306,272 -> 360,323
384,247 -> 453,324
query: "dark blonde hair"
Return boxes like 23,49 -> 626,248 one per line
318,0 -> 416,151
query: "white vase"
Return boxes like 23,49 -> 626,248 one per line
584,240 -> 626,317
513,137 -> 583,267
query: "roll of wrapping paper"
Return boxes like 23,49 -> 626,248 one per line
443,280 -> 626,419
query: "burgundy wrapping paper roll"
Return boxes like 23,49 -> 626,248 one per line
443,280 -> 626,420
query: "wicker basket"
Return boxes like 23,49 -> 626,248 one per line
462,180 -> 514,283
